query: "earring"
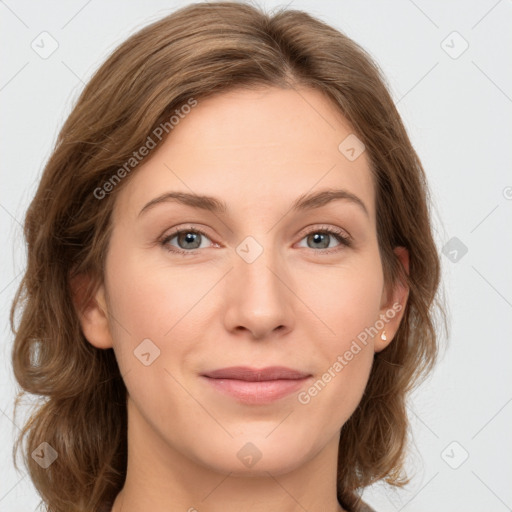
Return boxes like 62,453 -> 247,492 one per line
380,330 -> 387,341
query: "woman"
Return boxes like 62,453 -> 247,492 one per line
10,2 -> 444,511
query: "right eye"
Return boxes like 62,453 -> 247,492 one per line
160,227 -> 215,255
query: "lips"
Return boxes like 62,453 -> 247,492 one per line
202,366 -> 311,381
201,366 -> 312,405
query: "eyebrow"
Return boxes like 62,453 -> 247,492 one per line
138,188 -> 369,218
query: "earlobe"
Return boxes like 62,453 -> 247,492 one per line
375,246 -> 410,352
69,273 -> 114,349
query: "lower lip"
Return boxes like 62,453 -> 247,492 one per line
202,376 -> 311,405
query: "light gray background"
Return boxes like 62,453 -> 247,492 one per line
1,1 -> 511,511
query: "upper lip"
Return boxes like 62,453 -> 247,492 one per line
202,366 -> 311,381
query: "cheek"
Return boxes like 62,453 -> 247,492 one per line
102,245 -> 227,407
102,249 -> 207,415
293,253 -> 383,408
104,245 -> 212,343
297,251 -> 385,343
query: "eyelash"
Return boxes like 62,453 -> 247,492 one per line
159,225 -> 352,256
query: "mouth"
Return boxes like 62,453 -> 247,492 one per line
200,366 -> 312,405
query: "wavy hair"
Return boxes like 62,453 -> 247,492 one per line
10,2 -> 446,511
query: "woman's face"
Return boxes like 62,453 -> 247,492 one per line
81,86 -> 407,478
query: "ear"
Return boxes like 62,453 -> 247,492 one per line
375,246 -> 410,353
69,272 -> 114,349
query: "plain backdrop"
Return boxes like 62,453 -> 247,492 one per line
1,1 -> 511,511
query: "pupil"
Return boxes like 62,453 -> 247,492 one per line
312,233 -> 328,248
181,232 -> 199,248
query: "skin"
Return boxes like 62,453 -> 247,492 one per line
75,86 -> 409,512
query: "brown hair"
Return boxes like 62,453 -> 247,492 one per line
10,2 -> 445,511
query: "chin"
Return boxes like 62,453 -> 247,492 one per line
189,432 -> 315,477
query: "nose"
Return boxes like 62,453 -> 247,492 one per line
223,243 -> 295,340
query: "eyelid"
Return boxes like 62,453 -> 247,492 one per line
296,224 -> 351,243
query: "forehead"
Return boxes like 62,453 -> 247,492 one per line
112,86 -> 375,224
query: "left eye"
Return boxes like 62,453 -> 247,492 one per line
296,228 -> 351,251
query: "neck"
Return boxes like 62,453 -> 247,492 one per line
111,398 -> 346,512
